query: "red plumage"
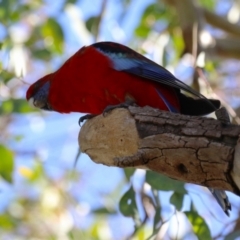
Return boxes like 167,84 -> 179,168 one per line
26,44 -> 180,114
26,41 -> 220,116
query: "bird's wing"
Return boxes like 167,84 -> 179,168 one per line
93,41 -> 205,99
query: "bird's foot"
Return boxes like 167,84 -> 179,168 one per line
78,114 -> 97,126
103,100 -> 137,116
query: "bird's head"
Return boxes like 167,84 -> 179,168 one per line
26,74 -> 53,111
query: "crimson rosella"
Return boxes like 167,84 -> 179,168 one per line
26,41 -> 230,215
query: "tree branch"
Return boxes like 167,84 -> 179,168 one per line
203,8 -> 240,37
79,106 -> 240,196
164,0 -> 240,59
207,37 -> 240,59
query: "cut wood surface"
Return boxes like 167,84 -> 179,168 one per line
79,106 -> 240,195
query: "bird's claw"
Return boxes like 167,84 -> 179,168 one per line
79,100 -> 137,125
103,100 -> 137,116
78,114 -> 96,126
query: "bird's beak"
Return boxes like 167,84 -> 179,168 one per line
28,97 -> 36,108
28,97 -> 45,109
28,97 -> 52,111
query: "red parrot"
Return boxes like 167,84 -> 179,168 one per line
26,41 -> 230,215
26,42 -> 219,116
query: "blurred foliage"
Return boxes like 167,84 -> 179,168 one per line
0,145 -> 14,182
0,0 -> 240,239
199,0 -> 216,10
135,2 -> 177,38
0,99 -> 35,114
146,171 -> 186,193
185,210 -> 211,239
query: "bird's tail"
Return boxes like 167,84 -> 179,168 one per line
178,93 -> 221,116
209,188 -> 231,216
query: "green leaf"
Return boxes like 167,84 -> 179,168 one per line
199,0 -> 215,10
0,145 -> 14,183
0,99 -> 36,114
0,0 -> 10,23
146,171 -> 186,193
135,3 -> 176,38
153,206 -> 161,230
185,211 -> 211,240
30,163 -> 44,182
119,185 -> 137,217
85,16 -> 100,37
0,214 -> 15,230
41,18 -> 64,54
92,207 -> 117,215
170,192 -> 185,211
135,26 -> 151,38
0,70 -> 16,83
123,168 -> 135,181
172,32 -> 185,59
65,0 -> 78,4
0,1 -> 32,24
31,48 -> 52,61
68,229 -> 89,240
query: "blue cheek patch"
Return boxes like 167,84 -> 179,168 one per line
35,81 -> 50,99
33,81 -> 51,109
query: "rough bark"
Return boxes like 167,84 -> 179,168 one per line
79,106 -> 240,196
